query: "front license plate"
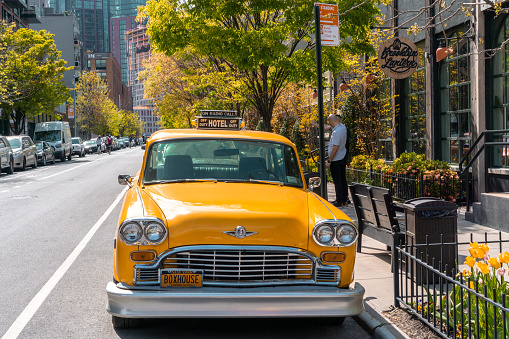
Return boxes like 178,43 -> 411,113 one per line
160,270 -> 203,287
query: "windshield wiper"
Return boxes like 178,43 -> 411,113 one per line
221,179 -> 284,186
145,179 -> 217,185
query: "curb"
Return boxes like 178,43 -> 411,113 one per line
354,300 -> 411,339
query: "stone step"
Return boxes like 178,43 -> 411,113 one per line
465,192 -> 509,232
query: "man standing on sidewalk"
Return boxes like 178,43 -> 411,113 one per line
325,114 -> 348,207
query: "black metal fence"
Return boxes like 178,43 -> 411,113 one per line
393,233 -> 509,338
347,167 -> 466,203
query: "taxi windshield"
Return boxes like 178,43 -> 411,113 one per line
143,139 -> 303,187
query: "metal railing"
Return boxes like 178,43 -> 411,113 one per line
346,167 -> 464,203
459,129 -> 509,211
393,233 -> 509,338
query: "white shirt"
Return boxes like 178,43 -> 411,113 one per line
328,123 -> 347,162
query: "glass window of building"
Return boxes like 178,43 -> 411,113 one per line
492,17 -> 509,168
377,78 -> 393,160
96,59 -> 107,69
403,48 -> 426,154
439,30 -> 471,164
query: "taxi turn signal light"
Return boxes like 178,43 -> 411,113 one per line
321,252 -> 346,263
131,251 -> 156,262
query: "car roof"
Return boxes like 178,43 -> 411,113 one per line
147,129 -> 293,145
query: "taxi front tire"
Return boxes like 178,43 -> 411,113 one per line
112,315 -> 143,329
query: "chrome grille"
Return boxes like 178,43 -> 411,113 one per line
316,267 -> 340,283
163,249 -> 313,282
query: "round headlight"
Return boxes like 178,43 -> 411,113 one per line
315,224 -> 334,245
337,225 -> 357,245
145,222 -> 166,243
120,222 -> 142,244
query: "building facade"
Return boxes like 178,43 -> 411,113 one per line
110,16 -> 137,83
86,52 -> 133,111
126,24 -> 160,135
372,1 -> 509,230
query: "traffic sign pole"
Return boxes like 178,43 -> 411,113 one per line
314,5 -> 327,200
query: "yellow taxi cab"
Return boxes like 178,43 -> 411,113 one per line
106,111 -> 364,328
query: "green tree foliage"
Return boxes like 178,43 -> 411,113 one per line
292,118 -> 306,157
75,71 -> 117,136
119,110 -> 143,137
0,23 -> 71,134
279,117 -> 293,140
255,119 -> 265,131
140,0 -> 386,131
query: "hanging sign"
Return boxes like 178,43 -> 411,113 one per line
378,37 -> 419,79
315,3 -> 339,46
68,106 -> 75,119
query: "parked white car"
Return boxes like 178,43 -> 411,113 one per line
72,137 -> 86,157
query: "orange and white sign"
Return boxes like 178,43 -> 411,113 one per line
316,3 -> 339,46
68,106 -> 75,119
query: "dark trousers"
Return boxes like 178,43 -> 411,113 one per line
330,160 -> 348,203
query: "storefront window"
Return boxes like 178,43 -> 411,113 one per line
439,31 -> 471,164
492,17 -> 509,168
403,48 -> 426,154
378,78 -> 393,160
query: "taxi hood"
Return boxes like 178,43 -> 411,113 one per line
141,182 -> 309,249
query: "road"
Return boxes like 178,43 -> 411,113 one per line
0,147 -> 372,339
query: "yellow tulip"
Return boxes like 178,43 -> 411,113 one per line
468,247 -> 478,258
470,242 -> 479,249
462,269 -> 471,277
480,243 -> 490,253
477,262 -> 489,274
465,256 -> 475,268
469,281 -> 475,289
499,252 -> 509,264
489,257 -> 501,269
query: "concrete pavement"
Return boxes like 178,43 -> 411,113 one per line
327,183 -> 509,338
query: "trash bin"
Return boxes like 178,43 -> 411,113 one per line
303,171 -> 321,195
403,197 -> 458,283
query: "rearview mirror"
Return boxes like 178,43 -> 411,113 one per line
214,149 -> 239,157
118,174 -> 133,187
141,145 -> 145,150
309,177 -> 321,191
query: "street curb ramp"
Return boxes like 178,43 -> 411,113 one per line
354,300 -> 411,339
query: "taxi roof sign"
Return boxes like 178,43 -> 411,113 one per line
196,110 -> 241,130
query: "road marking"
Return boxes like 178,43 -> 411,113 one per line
0,168 -> 49,182
13,186 -> 21,188
1,187 -> 127,339
38,158 -> 105,181
1,190 -> 9,193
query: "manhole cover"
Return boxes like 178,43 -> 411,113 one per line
9,196 -> 36,200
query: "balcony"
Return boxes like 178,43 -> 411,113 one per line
3,0 -> 27,9
21,5 -> 41,23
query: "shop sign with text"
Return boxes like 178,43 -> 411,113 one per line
378,37 -> 419,79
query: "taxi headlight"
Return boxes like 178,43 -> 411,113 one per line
314,225 -> 334,245
119,222 -> 142,244
145,222 -> 166,243
312,220 -> 358,247
337,225 -> 357,245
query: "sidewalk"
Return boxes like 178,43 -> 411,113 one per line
326,183 -> 509,337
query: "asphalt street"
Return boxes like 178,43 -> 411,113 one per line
0,147 -> 372,339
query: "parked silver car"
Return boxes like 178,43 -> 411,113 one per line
6,135 -> 37,170
72,137 -> 86,157
0,135 -> 14,174
35,141 -> 56,166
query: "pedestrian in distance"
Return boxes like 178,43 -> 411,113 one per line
325,113 -> 349,207
106,135 -> 113,155
96,135 -> 102,155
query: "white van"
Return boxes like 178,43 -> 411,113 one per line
33,121 -> 73,161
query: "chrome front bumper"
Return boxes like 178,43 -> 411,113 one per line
106,282 -> 365,318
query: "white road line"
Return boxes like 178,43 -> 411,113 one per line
1,190 -> 9,193
13,186 -> 21,188
1,187 -> 127,339
39,158 -> 105,181
0,168 -> 49,182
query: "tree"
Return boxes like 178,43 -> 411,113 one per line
119,110 -> 143,137
140,0 -> 387,131
75,71 -> 117,136
0,24 -> 71,134
141,50 -> 249,128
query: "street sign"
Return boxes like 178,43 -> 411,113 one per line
68,106 -> 75,119
315,3 -> 339,46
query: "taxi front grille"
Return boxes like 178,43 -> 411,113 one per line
134,246 -> 341,287
163,249 -> 313,282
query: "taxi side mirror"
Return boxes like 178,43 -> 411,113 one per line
309,177 -> 321,191
118,174 -> 133,188
141,145 -> 145,150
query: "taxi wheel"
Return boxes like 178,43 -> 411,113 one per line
112,315 -> 143,329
